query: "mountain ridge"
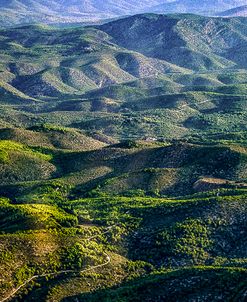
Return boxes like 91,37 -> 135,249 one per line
150,0 -> 247,15
219,5 -> 247,16
0,13 -> 247,142
0,0 -> 169,27
0,0 -> 247,28
0,11 -> 247,302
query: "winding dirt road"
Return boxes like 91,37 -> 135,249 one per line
0,226 -> 114,302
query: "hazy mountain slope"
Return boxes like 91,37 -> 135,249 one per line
0,0 -> 246,28
0,0 -> 170,27
99,14 -> 247,70
150,0 -> 247,15
219,5 -> 247,16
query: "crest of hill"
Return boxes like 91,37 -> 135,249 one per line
219,5 -> 247,17
1,140 -> 246,197
0,1 -> 246,28
0,126 -> 106,151
150,0 -> 247,15
98,13 -> 247,70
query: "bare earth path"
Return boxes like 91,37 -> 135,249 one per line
0,226 -> 115,302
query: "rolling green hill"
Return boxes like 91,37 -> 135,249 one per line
0,13 -> 247,302
1,14 -> 247,141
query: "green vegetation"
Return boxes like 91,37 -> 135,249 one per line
77,267 -> 247,302
0,15 -> 247,140
0,12 -> 246,302
0,140 -> 52,161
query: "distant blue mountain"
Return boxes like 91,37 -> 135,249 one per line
0,0 -> 164,27
219,5 -> 247,16
0,0 -> 246,27
150,0 -> 247,15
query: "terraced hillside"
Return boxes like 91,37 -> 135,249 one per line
0,13 -> 247,302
